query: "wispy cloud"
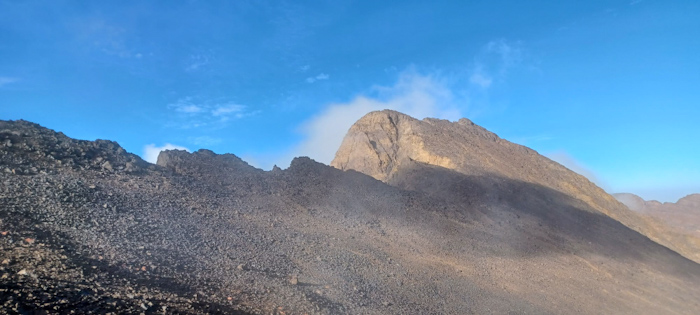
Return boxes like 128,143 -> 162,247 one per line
246,41 -> 528,169
73,17 -> 141,59
175,104 -> 205,114
486,39 -> 522,73
306,73 -> 329,83
188,136 -> 222,147
469,72 -> 492,89
546,151 -> 607,190
0,77 -> 18,87
468,39 -> 523,89
255,68 -> 461,169
211,104 -> 245,117
185,54 -> 210,72
142,143 -> 189,164
166,97 -> 255,129
509,134 -> 554,146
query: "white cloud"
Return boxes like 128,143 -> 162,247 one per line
546,151 -> 607,190
168,97 -> 198,113
270,69 -> 461,168
211,104 -> 245,116
166,97 -> 253,128
142,143 -> 189,164
306,73 -> 329,83
0,77 -> 18,87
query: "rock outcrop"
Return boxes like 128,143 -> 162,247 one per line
0,120 -> 151,176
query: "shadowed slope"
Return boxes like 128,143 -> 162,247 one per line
331,110 -> 700,263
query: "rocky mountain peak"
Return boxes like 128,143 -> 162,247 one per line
331,110 -> 454,181
332,110 -> 700,264
0,119 -> 150,175
332,110 -> 578,195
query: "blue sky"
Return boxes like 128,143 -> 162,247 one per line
1,0 -> 698,202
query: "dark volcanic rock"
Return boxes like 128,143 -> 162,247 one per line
1,118 -> 700,314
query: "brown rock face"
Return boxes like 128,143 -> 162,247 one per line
332,110 -> 609,206
332,110 -> 700,264
331,110 -> 454,181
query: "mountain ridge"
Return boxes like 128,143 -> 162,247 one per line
331,110 -> 700,264
615,192 -> 700,240
2,117 -> 700,314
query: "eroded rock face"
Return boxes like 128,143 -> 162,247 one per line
331,111 -> 453,181
332,110 -> 700,264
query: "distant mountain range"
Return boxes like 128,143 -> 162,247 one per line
615,192 -> 700,237
1,113 -> 699,314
